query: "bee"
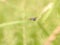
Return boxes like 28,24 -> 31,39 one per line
29,17 -> 37,21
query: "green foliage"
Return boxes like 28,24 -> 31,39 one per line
0,0 -> 60,45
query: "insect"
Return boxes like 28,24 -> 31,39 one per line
29,17 -> 37,21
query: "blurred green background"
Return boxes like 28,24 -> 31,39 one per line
0,0 -> 60,45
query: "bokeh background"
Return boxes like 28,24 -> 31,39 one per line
0,0 -> 60,45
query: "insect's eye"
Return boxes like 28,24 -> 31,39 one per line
29,17 -> 37,21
